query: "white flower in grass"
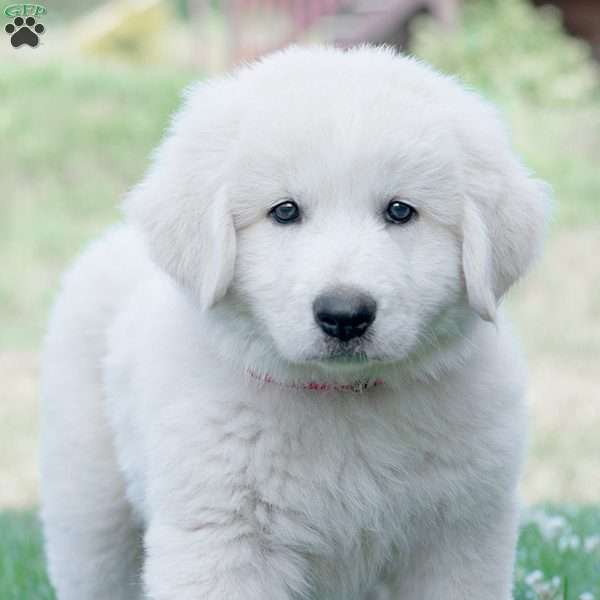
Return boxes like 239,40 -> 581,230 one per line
524,572 -> 562,599
584,535 -> 600,553
524,570 -> 544,586
537,584 -> 553,597
558,534 -> 581,551
523,509 -> 569,541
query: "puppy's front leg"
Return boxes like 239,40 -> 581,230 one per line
144,518 -> 302,600
141,397 -> 307,600
391,499 -> 520,600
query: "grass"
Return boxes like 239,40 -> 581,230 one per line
0,60 -> 192,349
515,506 -> 600,599
0,507 -> 598,600
0,512 -> 53,600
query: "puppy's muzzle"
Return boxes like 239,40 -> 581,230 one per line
313,290 -> 376,342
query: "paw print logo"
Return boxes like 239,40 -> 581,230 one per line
5,16 -> 45,48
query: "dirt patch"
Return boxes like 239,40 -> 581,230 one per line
510,228 -> 600,502
523,356 -> 600,502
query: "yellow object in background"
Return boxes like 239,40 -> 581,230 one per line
72,0 -> 174,64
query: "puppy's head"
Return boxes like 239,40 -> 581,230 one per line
125,46 -> 549,374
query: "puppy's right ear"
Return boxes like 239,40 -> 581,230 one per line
459,111 -> 551,322
123,78 -> 241,309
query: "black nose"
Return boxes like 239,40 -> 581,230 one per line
313,291 -> 377,342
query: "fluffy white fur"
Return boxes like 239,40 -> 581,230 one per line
40,45 -> 549,600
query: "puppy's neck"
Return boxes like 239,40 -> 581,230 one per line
246,367 -> 386,394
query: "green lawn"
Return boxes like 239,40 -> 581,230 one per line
1,507 -> 598,600
0,513 -> 53,600
0,60 -> 193,350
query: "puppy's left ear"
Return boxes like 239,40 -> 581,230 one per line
124,78 -> 240,310
460,117 -> 551,322
127,179 -> 237,310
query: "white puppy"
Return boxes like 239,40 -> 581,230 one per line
40,45 -> 549,600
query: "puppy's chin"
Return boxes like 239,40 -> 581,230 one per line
300,340 -> 389,374
310,352 -> 372,372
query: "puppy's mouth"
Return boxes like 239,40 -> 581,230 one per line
308,340 -> 375,368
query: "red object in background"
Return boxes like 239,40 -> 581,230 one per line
224,0 -> 460,64
230,0 -> 343,31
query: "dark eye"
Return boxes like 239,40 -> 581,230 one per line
385,199 -> 417,224
269,200 -> 300,224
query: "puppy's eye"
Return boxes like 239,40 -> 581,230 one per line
269,200 -> 300,224
385,199 -> 417,224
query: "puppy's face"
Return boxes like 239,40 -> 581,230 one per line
230,101 -> 465,367
127,47 -> 549,374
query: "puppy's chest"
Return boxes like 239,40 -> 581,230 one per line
238,399 -> 448,569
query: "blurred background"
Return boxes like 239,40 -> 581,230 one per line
1,0 -> 598,513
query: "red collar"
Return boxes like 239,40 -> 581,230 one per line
247,368 -> 384,393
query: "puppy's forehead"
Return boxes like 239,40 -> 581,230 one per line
242,65 -> 451,142
232,65 -> 461,215
238,50 -> 464,156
